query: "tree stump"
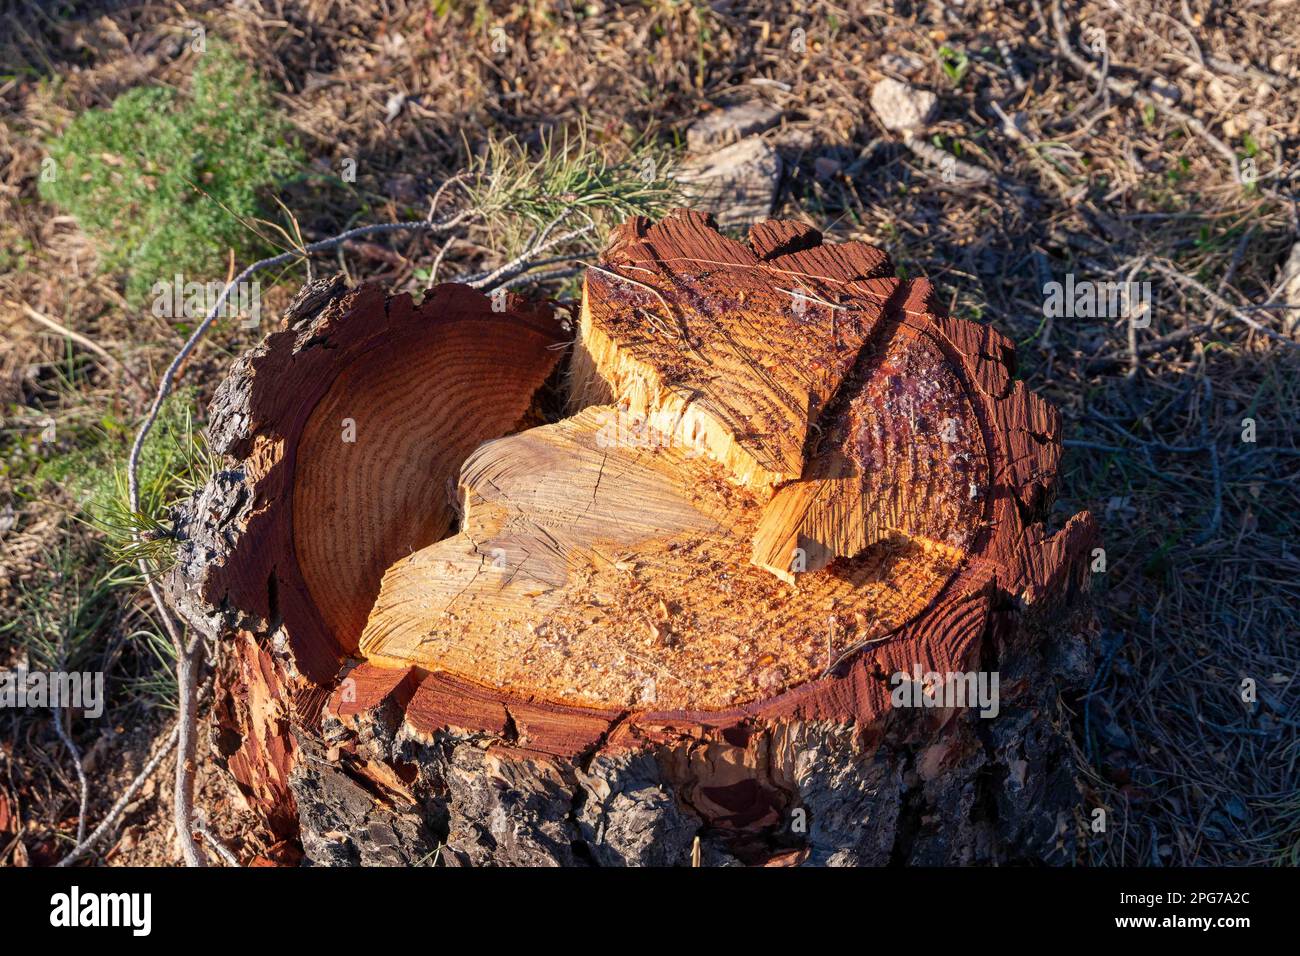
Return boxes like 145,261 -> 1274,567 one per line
168,211 -> 1098,867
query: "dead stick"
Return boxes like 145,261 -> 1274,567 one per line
194,815 -> 240,866
55,722 -> 179,867
1149,259 -> 1300,349
50,708 -> 88,844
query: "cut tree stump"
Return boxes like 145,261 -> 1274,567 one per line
168,211 -> 1098,867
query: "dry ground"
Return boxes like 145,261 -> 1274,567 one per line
1,0 -> 1297,866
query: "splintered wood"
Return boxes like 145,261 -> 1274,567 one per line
357,210 -> 984,710
292,292 -> 563,653
751,323 -> 984,583
359,407 -> 960,709
568,216 -> 898,492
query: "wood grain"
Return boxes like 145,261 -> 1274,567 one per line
571,211 -> 898,492
360,406 -> 959,710
293,292 -> 564,652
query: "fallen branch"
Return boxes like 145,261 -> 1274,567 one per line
194,814 -> 240,867
50,708 -> 88,845
465,213 -> 596,290
12,301 -> 115,366
1149,258 -> 1300,349
55,721 -> 179,867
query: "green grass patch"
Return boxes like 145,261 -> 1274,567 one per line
38,42 -> 301,304
3,392 -> 209,711
31,390 -> 214,568
465,125 -> 680,259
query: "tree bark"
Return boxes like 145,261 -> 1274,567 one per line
167,211 -> 1098,867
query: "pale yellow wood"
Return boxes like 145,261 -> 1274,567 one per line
359,407 -> 960,711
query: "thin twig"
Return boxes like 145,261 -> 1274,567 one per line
427,236 -> 455,289
467,216 -> 597,290
55,721 -> 179,867
1123,256 -> 1148,379
1149,258 -> 1300,348
12,301 -> 141,387
50,709 -> 88,845
496,265 -> 584,292
902,131 -> 995,186
194,815 -> 240,866
821,633 -> 893,679
428,171 -> 471,221
585,263 -> 695,348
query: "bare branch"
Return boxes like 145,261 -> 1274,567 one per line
56,722 -> 179,867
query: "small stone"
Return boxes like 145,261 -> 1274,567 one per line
384,91 -> 406,122
638,678 -> 657,705
686,100 -> 782,153
674,136 -> 780,228
870,77 -> 938,134
813,156 -> 842,179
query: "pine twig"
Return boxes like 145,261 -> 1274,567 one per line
50,709 -> 88,845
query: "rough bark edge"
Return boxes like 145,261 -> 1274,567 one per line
325,212 -> 1097,754
165,278 -> 561,685
166,278 -> 562,835
313,576 -> 1096,866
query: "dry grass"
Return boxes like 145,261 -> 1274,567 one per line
1,0 -> 1296,865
